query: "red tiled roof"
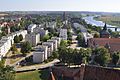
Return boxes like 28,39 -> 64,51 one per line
88,38 -> 120,52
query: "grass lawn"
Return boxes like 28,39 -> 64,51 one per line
94,15 -> 120,27
15,69 -> 49,80
10,53 -> 24,64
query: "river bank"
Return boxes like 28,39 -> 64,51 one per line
83,16 -> 120,31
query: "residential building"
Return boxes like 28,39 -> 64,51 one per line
0,30 -> 27,61
59,29 -> 67,40
33,27 -> 48,38
51,37 -> 61,45
0,38 -> 11,57
25,33 -> 40,47
42,42 -> 53,57
33,51 -> 44,63
27,24 -> 37,33
46,22 -> 56,28
33,45 -> 48,63
47,40 -> 58,51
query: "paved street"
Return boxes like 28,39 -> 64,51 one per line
15,59 -> 60,72
5,52 -> 33,67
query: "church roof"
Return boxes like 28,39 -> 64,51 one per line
100,23 -> 110,35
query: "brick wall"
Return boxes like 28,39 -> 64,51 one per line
51,65 -> 120,80
83,65 -> 120,80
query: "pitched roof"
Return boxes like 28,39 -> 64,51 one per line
88,38 -> 120,52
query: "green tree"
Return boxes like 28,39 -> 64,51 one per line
19,34 -> 23,41
94,33 -> 100,38
21,41 -> 32,55
51,51 -> 59,59
1,31 -> 7,36
67,30 -> 72,41
93,47 -> 111,66
112,52 -> 120,65
42,35 -> 50,42
0,65 -> 15,80
11,44 -> 18,54
76,33 -> 85,47
14,35 -> 20,43
60,40 -> 68,47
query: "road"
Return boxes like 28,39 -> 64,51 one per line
15,59 -> 60,72
5,52 -> 33,67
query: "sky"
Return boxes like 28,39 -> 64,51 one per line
0,0 -> 120,12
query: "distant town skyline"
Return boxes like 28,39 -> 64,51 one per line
0,0 -> 120,12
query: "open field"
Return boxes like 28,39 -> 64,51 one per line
94,15 -> 120,27
15,69 -> 49,80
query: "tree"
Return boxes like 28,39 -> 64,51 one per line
60,40 -> 68,47
21,41 -> 32,55
94,33 -> 100,38
111,31 -> 120,38
51,51 -> 59,59
76,33 -> 85,47
112,52 -> 120,65
0,65 -> 15,80
42,35 -> 50,42
19,34 -> 23,41
14,35 -> 20,43
67,30 -> 72,41
11,44 -> 18,54
1,31 -> 7,36
93,47 -> 111,66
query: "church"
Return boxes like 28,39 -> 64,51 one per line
100,23 -> 110,38
88,23 -> 120,53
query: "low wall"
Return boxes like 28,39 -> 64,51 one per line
83,65 -> 120,80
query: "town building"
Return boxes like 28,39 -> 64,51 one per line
47,40 -> 58,51
33,27 -> 48,38
51,37 -> 61,46
33,51 -> 44,63
33,45 -> 48,63
0,30 -> 27,60
27,24 -> 37,33
59,29 -> 67,40
88,38 -> 120,53
0,38 -> 11,57
25,33 -> 40,47
42,42 -> 54,57
49,64 -> 120,80
46,22 -> 56,28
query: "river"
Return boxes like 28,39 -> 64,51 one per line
83,16 -> 120,31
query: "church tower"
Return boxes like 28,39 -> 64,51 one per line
100,23 -> 110,38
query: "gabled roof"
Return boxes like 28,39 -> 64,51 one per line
88,38 -> 120,52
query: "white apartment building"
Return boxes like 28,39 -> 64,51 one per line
0,30 -> 27,61
42,42 -> 53,57
33,51 -> 44,63
51,37 -> 61,45
47,22 -> 56,28
0,38 -> 11,57
47,40 -> 57,51
27,24 -> 37,33
25,33 -> 40,47
59,29 -> 67,40
33,45 -> 48,63
16,30 -> 27,39
33,27 -> 48,38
